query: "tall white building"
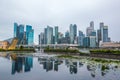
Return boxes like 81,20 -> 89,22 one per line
86,21 -> 94,36
90,21 -> 94,30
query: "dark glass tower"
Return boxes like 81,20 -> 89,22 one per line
26,25 -> 34,45
46,26 -> 53,44
70,24 -> 77,44
78,31 -> 85,46
14,22 -> 18,38
102,26 -> 108,42
55,26 -> 58,44
19,24 -> 24,44
44,28 -> 47,44
14,23 -> 24,45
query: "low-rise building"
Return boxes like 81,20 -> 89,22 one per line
0,41 -> 9,49
100,42 -> 120,48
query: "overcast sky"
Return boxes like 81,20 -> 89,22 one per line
0,0 -> 120,44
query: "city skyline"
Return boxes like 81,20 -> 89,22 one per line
38,21 -> 110,48
0,21 -> 115,45
0,0 -> 120,44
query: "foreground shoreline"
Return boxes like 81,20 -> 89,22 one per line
46,52 -> 120,60
44,48 -> 120,60
0,48 -> 120,60
0,49 -> 36,52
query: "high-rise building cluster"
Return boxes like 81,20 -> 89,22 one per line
14,22 -> 34,45
39,21 -> 111,48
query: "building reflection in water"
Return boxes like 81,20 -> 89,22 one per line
38,58 -> 63,72
54,60 -> 61,71
11,56 -> 119,77
38,58 -> 85,74
101,65 -> 110,76
65,60 -> 83,74
54,61 -> 58,71
69,62 -> 77,74
86,63 -> 119,78
87,63 -> 96,78
24,57 -> 33,72
12,57 -> 33,75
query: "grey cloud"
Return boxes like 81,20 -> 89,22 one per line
0,0 -> 120,43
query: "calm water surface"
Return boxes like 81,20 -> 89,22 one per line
0,52 -> 120,80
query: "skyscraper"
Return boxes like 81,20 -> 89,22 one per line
27,30 -> 34,45
70,24 -> 77,44
58,32 -> 64,44
97,29 -> 101,46
65,31 -> 70,38
14,23 -> 25,45
86,27 -> 93,36
90,30 -> 96,36
86,21 -> 94,36
96,22 -> 104,46
102,26 -> 108,42
90,21 -> 94,30
46,26 -> 53,44
54,26 -> 58,44
89,36 -> 96,48
65,31 -> 70,44
16,24 -> 24,44
99,22 -> 110,42
100,22 -> 104,29
89,30 -> 96,48
38,34 -> 40,45
26,25 -> 34,45
26,25 -> 32,31
100,22 -> 104,42
78,31 -> 85,47
44,28 -> 47,44
39,32 -> 44,45
83,37 -> 90,48
26,25 -> 32,44
14,22 -> 18,38
97,22 -> 111,47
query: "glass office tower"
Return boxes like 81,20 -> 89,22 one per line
46,26 -> 53,44
102,26 -> 108,42
55,26 -> 58,44
14,22 -> 18,38
78,31 -> 85,47
26,25 -> 34,45
83,37 -> 90,48
14,23 -> 24,45
19,24 -> 24,44
44,28 -> 47,44
70,24 -> 77,44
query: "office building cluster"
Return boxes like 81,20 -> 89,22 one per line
14,22 -> 34,45
39,21 -> 111,48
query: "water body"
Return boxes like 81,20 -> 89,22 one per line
0,52 -> 120,80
